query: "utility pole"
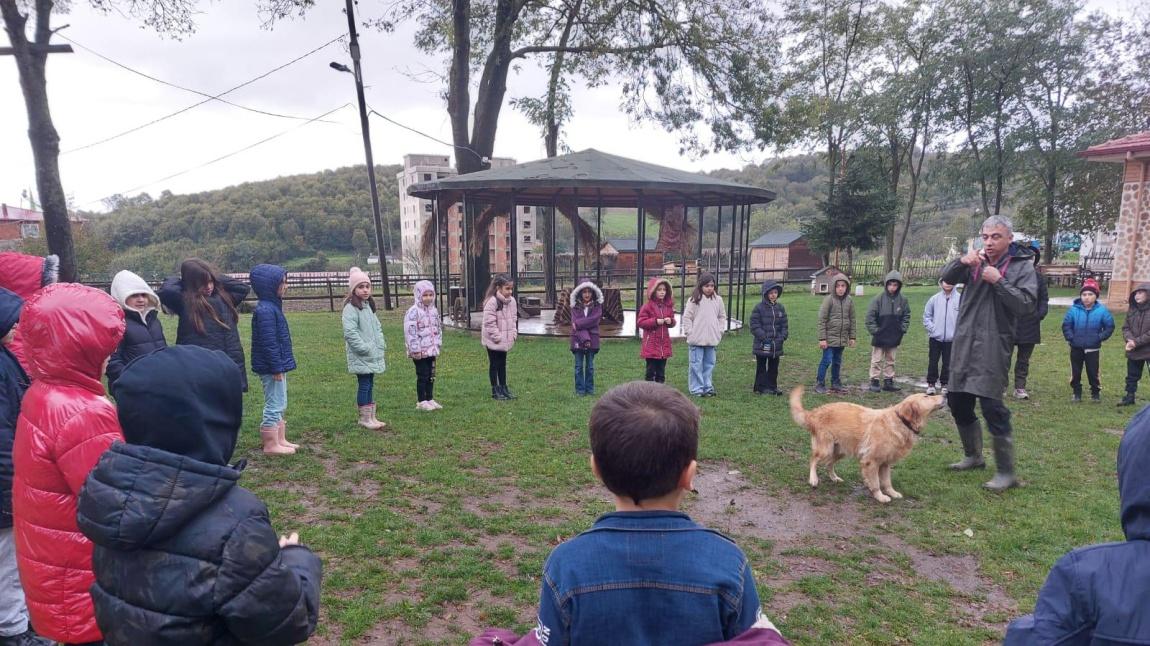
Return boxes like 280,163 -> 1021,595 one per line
338,0 -> 392,309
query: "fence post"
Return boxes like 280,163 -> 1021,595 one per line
327,278 -> 334,312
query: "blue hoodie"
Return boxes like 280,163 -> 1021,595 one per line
249,264 -> 297,375
1062,298 -> 1115,350
1005,404 -> 1150,645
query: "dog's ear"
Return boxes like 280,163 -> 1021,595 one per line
898,396 -> 929,430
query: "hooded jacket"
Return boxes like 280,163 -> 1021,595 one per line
1004,403 -> 1150,645
569,280 -> 603,352
404,280 -> 442,358
865,270 -> 910,348
1123,284 -> 1150,361
343,298 -> 387,374
923,284 -> 962,343
0,287 -> 27,530
77,346 -> 322,646
1013,275 -> 1049,345
249,264 -> 297,375
637,278 -> 676,359
750,281 -> 788,358
159,274 -> 250,391
940,242 -> 1038,399
0,251 -> 58,371
481,289 -> 519,352
13,283 -> 125,644
817,278 -> 856,348
1062,298 -> 1115,350
106,269 -> 167,388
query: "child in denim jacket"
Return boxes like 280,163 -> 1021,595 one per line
531,381 -> 788,645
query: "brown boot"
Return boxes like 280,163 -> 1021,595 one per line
278,420 -> 300,450
358,405 -> 384,430
368,403 -> 387,429
261,427 -> 295,454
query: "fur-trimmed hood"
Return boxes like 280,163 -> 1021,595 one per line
0,252 -> 58,299
570,280 -> 604,307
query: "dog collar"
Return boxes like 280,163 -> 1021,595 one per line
897,412 -> 920,435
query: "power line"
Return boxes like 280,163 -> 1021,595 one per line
58,34 -> 338,125
86,103 -> 351,206
63,34 -> 346,155
366,107 -> 488,163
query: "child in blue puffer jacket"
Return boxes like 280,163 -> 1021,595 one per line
250,264 -> 298,454
1062,278 -> 1115,402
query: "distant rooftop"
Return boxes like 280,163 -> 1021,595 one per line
602,238 -> 658,253
750,230 -> 804,248
1078,131 -> 1150,162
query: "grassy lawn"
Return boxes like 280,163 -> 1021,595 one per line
212,285 -> 1136,645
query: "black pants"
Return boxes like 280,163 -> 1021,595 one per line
414,357 -> 436,402
948,391 -> 1012,437
927,338 -> 952,387
645,358 -> 667,383
1070,347 -> 1101,395
1013,344 -> 1035,389
487,349 -> 508,387
1126,358 -> 1149,394
754,356 -> 780,392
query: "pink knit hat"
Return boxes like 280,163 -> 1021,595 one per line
348,267 -> 371,292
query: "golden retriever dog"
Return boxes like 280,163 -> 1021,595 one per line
789,386 -> 946,503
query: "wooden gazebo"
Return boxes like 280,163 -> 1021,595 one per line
406,149 -> 776,336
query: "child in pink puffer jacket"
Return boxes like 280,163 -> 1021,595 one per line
405,280 -> 443,411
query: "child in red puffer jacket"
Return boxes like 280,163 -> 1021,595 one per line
637,278 -> 676,383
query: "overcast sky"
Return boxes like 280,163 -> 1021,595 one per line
0,1 -> 1136,212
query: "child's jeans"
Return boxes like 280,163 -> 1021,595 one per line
258,373 -> 287,427
1127,358 -> 1149,394
688,345 -> 717,395
817,346 -> 844,385
573,349 -> 597,394
356,373 -> 374,406
414,357 -> 436,402
1070,347 -> 1101,395
0,528 -> 29,639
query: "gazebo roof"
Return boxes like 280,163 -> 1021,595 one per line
1078,131 -> 1150,162
406,148 -> 776,207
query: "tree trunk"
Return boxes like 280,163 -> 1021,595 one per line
2,0 -> 77,281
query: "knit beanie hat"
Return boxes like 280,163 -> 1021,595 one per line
348,266 -> 371,292
1081,278 -> 1100,296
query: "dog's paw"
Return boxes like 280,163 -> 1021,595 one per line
873,492 -> 892,503
809,476 -> 819,488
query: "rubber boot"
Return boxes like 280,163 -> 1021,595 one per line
367,403 -> 387,429
492,386 -> 508,400
868,378 -> 881,393
949,421 -> 986,470
261,427 -> 294,454
278,420 -> 300,450
882,378 -> 901,392
358,405 -> 384,429
983,434 -> 1019,491
501,385 -> 517,400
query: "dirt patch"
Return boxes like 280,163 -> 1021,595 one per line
357,588 -> 534,645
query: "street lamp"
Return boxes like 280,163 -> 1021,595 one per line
331,0 -> 392,309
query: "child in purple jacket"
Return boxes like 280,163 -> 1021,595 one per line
570,280 -> 603,396
405,280 -> 443,411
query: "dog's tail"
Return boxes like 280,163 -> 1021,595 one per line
789,386 -> 810,431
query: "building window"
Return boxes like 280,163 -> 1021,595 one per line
523,235 -> 532,243
20,222 -> 39,238
424,203 -> 433,213
522,206 -> 530,214
522,220 -> 531,229
423,173 -> 432,182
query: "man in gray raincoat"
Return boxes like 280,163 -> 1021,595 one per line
940,215 -> 1038,490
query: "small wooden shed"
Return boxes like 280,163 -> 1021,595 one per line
749,230 -> 823,279
810,266 -> 850,295
600,238 -> 662,272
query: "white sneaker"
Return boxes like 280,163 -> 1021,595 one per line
416,401 -> 433,411
428,400 -> 443,410
926,385 -> 936,395
1014,388 -> 1029,400
941,386 -> 948,396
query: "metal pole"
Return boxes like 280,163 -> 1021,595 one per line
679,204 -> 688,309
462,193 -> 472,329
343,0 -> 391,309
596,194 -> 603,286
572,189 -> 580,284
433,195 -> 441,314
510,194 -> 519,306
726,202 -> 737,331
716,205 -> 723,278
742,203 -> 753,326
635,193 -> 645,337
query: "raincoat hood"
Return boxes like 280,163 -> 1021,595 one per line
883,270 -> 904,292
112,345 -> 243,467
833,275 -> 851,293
1130,283 -> 1150,310
570,280 -> 604,307
0,287 -> 21,338
250,264 -> 287,303
78,441 -> 240,551
413,280 -> 436,309
1119,404 -> 1150,540
21,283 -> 124,390
0,252 -> 58,299
110,270 -> 159,317
645,278 -> 674,305
761,280 -> 782,299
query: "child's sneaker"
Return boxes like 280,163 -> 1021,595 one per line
1014,388 -> 1029,400
428,400 -> 443,410
416,401 -> 433,411
926,385 -> 936,395
831,382 -> 847,393
814,384 -> 828,394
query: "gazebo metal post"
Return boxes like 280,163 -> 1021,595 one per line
697,203 -> 704,278
715,205 -> 723,279
741,202 -> 752,325
726,201 -> 738,330
462,193 -> 473,328
572,188 -> 580,285
432,195 -> 441,315
510,192 -> 519,310
595,192 -> 603,286
635,191 -> 645,336
679,204 -> 688,308
547,206 -> 558,306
